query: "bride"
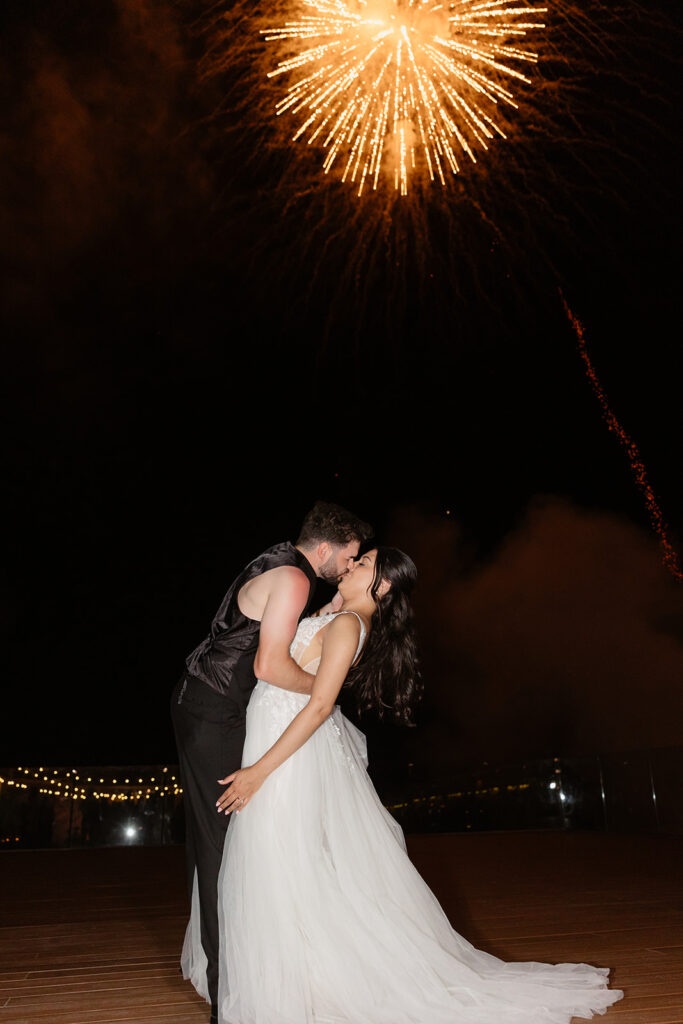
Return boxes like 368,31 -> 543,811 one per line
181,548 -> 623,1024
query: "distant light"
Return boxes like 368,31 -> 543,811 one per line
548,781 -> 557,790
124,826 -> 136,839
559,793 -> 567,802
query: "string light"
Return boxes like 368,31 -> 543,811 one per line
0,766 -> 183,804
387,780 -> 531,812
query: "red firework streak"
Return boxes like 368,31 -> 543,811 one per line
560,291 -> 682,583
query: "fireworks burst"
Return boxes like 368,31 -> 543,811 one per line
197,0 -> 670,344
262,0 -> 548,194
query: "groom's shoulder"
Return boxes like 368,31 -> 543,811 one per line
262,563 -> 310,593
249,540 -> 292,563
244,540 -> 299,573
269,563 -> 308,579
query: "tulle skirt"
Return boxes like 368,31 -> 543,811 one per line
182,681 -> 623,1023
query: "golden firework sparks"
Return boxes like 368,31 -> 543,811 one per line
561,292 -> 683,583
263,0 -> 547,194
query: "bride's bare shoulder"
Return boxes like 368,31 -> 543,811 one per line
322,611 -> 362,646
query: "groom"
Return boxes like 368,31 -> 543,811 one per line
171,501 -> 373,1021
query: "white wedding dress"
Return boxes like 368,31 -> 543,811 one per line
182,612 -> 623,1023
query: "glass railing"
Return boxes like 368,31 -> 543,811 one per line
1,745 -> 680,849
382,746 -> 682,835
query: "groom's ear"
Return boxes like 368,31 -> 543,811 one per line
317,541 -> 331,562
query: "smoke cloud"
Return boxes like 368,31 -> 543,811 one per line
1,0 -> 211,328
388,498 -> 683,775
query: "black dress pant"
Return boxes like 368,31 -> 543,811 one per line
170,673 -> 246,1008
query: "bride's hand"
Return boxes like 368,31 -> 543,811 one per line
216,765 -> 265,814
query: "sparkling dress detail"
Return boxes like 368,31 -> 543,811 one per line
181,612 -> 623,1023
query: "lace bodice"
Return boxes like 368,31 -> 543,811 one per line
290,611 -> 366,675
249,610 -> 367,744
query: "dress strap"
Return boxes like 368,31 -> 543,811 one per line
336,610 -> 367,663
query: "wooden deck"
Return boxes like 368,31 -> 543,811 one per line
0,831 -> 681,1023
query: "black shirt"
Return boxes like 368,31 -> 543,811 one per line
184,542 -> 318,712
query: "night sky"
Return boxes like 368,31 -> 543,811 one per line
3,0 -> 682,784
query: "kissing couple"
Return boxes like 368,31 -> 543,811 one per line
171,501 -> 622,1024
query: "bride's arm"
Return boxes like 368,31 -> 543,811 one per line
216,613 -> 360,814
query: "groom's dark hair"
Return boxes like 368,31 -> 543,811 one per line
297,501 -> 373,548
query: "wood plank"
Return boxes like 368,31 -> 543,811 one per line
0,1010 -> 206,1024
1,833 -> 681,1023
608,1010 -> 683,1023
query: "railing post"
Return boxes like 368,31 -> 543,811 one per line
597,755 -> 608,832
648,758 -> 660,831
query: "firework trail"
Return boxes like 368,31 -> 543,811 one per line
561,291 -> 682,582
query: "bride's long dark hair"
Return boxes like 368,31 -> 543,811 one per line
345,547 -> 423,725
